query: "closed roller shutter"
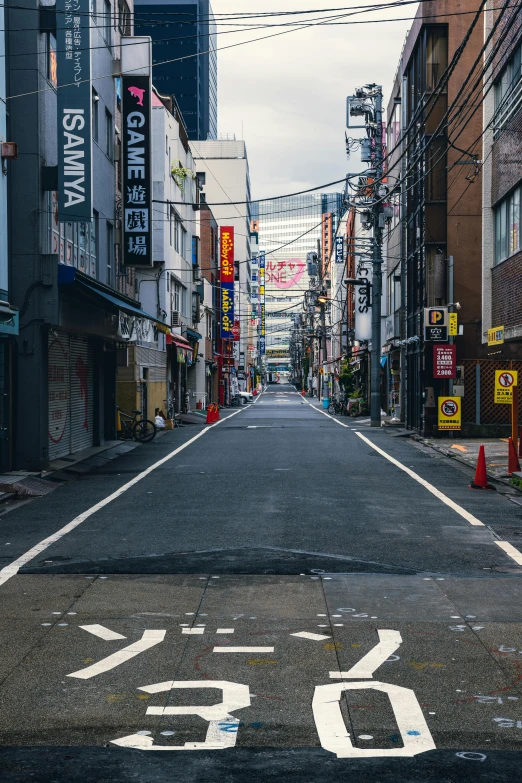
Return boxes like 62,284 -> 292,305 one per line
69,336 -> 93,453
48,331 -> 71,460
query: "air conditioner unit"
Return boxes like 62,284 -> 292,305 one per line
171,310 -> 181,327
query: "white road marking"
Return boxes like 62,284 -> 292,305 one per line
213,646 -> 274,653
217,628 -> 235,634
0,408 -> 246,588
67,629 -> 166,679
313,682 -> 436,758
495,540 -> 522,565
182,627 -> 205,635
291,631 -> 330,641
79,624 -> 126,641
329,630 -> 402,678
113,681 -> 250,751
354,432 -> 485,527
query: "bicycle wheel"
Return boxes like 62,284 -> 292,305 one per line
133,419 -> 157,443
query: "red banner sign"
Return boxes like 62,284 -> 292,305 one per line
433,344 -> 456,378
232,319 -> 240,342
220,226 -> 234,283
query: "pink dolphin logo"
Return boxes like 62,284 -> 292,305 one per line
128,86 -> 145,106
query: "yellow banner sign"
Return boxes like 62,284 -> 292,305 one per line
438,396 -> 461,430
488,325 -> 504,345
449,312 -> 458,336
495,369 -> 518,404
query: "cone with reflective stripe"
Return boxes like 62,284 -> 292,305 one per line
469,444 -> 495,489
507,437 -> 521,477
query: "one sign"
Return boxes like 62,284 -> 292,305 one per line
424,307 -> 448,341
449,312 -> 458,336
57,0 -> 92,221
433,345 -> 456,378
220,227 -> 235,340
488,325 -> 505,345
220,227 -> 235,284
220,284 -> 234,340
495,369 -> 518,404
259,255 -> 266,353
438,396 -> 461,430
354,268 -> 372,342
335,236 -> 344,264
122,74 -> 152,265
232,319 -> 240,342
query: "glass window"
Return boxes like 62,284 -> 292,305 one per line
494,41 -> 522,132
92,210 -> 99,276
107,222 -> 113,285
494,190 -> 522,265
118,0 -> 130,34
92,89 -> 99,143
103,0 -> 111,45
510,188 -> 520,255
47,33 -> 57,89
425,28 -> 448,92
105,109 -> 112,159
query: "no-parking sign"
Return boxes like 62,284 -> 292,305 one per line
438,397 -> 461,430
495,370 -> 518,404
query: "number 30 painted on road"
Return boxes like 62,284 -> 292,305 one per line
111,630 -> 436,758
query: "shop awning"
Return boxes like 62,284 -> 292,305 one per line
183,327 -> 202,341
57,266 -> 170,333
166,333 -> 192,349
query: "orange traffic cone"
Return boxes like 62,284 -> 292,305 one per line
206,404 -> 213,425
507,437 -> 521,477
469,444 -> 495,490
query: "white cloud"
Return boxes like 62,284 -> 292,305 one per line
212,1 -> 414,198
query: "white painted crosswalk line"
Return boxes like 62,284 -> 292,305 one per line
79,624 -> 126,641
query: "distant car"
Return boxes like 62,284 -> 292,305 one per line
238,391 -> 254,404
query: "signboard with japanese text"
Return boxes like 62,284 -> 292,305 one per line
259,255 -> 266,354
232,319 -> 240,342
433,345 -> 456,378
438,397 -> 461,430
449,312 -> 458,336
265,258 -> 306,289
335,236 -> 344,264
220,227 -> 235,339
488,325 -> 505,345
57,0 -> 92,221
424,307 -> 448,341
122,74 -> 152,265
220,227 -> 235,284
495,369 -> 518,404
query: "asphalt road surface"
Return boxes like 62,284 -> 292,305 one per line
2,384 -> 522,781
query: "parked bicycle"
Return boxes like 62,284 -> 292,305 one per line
117,407 -> 157,443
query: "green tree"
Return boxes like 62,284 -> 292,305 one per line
338,360 -> 355,396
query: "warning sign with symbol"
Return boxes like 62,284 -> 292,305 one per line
438,396 -> 461,430
495,370 -> 518,404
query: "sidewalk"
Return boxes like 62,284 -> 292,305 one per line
414,436 -> 516,483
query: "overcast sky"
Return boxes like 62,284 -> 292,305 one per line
211,1 -> 415,200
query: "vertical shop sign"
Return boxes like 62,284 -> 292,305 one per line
122,74 -> 152,265
335,236 -> 344,264
259,254 -> 266,355
57,0 -> 92,221
220,227 -> 235,339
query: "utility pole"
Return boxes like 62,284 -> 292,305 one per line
370,86 -> 384,428
346,84 -> 385,427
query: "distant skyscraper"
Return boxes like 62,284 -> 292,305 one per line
135,0 -> 217,140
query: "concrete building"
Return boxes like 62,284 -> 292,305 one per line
384,0 -> 485,434
190,139 -> 251,397
5,0 -> 169,470
481,2 -> 522,431
134,0 -> 217,140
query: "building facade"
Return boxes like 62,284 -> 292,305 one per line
134,0 -> 217,141
384,0 -> 485,434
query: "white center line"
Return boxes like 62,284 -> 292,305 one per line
0,408 -> 246,588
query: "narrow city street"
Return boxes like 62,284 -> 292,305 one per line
1,385 -> 522,780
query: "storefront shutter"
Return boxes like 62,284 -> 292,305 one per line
69,336 -> 93,453
48,331 -> 71,460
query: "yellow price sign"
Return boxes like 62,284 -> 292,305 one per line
495,369 -> 518,404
